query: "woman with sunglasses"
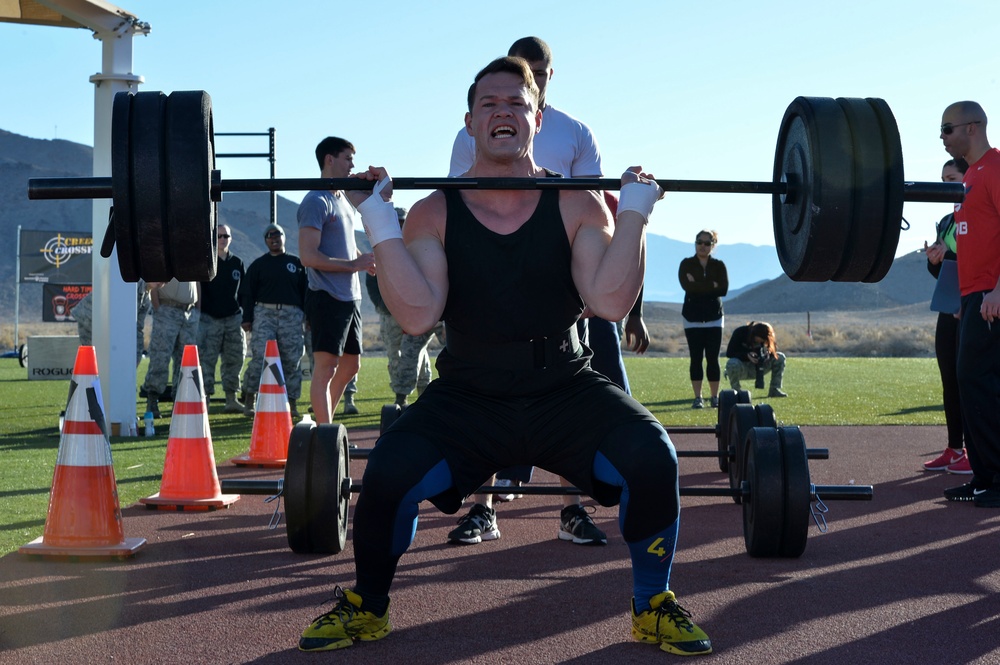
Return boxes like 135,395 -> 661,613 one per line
678,230 -> 728,408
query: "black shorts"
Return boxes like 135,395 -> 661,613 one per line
305,289 -> 362,356
382,369 -> 657,513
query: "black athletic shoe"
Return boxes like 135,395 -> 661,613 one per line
559,504 -> 607,545
447,503 -> 500,544
973,485 -> 1000,508
944,482 -> 984,502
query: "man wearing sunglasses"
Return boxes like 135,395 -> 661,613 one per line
198,224 -> 247,414
939,101 -> 1000,508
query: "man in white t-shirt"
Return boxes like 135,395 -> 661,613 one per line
446,36 -> 650,548
448,39 -> 600,179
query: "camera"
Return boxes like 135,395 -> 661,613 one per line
752,344 -> 768,389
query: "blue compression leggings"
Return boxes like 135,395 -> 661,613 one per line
355,440 -> 678,613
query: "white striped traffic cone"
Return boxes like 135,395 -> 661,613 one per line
232,339 -> 293,467
140,345 -> 239,510
20,346 -> 146,559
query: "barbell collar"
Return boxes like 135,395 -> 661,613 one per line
901,181 -> 966,203
810,484 -> 873,501
29,177 -> 114,200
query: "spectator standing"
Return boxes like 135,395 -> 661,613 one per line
923,158 -> 970,473
939,101 -> 1000,507
142,278 -> 199,418
198,223 -> 247,414
447,36 -> 618,545
74,279 -> 150,366
679,230 -> 728,409
241,223 -> 307,418
366,206 -> 439,406
297,136 -> 376,423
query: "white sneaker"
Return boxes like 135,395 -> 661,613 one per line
493,478 -> 523,503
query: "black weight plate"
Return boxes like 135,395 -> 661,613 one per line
754,403 -> 776,429
832,98 -> 886,281
777,426 -> 811,557
111,91 -> 140,282
728,404 -> 758,504
716,389 -> 751,473
307,423 -> 348,555
863,98 -> 904,283
284,421 -> 316,554
380,403 -> 401,436
164,90 -> 217,281
743,426 -> 784,557
130,91 -> 171,282
773,97 -> 854,281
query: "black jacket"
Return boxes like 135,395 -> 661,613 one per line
678,256 -> 728,322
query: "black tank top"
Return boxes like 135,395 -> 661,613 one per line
436,188 -> 590,395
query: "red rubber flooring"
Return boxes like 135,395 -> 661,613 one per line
2,425 -> 999,664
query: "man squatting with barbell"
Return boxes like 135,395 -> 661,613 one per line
296,56 -> 712,656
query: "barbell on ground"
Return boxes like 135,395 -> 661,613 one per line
379,400 -> 828,465
28,91 -> 963,284
220,421 -> 872,559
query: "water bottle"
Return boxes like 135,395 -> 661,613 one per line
144,411 -> 155,437
58,410 -> 65,434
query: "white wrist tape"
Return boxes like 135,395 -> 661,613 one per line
357,178 -> 401,247
617,182 -> 660,224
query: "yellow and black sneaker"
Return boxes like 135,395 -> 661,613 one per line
631,590 -> 712,656
299,587 -> 392,652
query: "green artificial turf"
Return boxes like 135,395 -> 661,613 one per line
0,355 -> 944,555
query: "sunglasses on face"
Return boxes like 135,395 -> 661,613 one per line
218,234 -> 231,239
941,121 -> 981,135
265,232 -> 282,239
696,240 -> 714,246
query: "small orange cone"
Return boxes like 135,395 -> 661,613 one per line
140,345 -> 239,510
232,339 -> 293,467
20,346 -> 146,559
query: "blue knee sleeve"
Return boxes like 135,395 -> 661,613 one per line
390,460 -> 453,557
594,451 -> 678,611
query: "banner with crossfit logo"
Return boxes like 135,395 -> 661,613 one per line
42,284 -> 92,323
19,230 -> 93,284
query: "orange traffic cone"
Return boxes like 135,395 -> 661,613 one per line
140,345 -> 239,510
232,339 -> 293,467
20,346 -> 146,559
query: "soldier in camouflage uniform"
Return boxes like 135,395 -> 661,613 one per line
73,280 -> 150,366
72,291 -> 93,346
199,224 -> 247,413
142,279 -> 200,418
365,211 -> 441,405
241,223 -> 308,417
137,280 -> 152,363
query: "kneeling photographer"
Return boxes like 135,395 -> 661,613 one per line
724,321 -> 787,398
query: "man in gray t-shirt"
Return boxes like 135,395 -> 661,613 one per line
297,136 -> 376,424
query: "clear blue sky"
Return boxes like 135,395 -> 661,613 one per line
4,0 -> 999,259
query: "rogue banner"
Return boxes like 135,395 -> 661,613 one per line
19,230 -> 93,284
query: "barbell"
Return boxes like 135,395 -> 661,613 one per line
220,420 -> 872,559
378,400 -> 827,465
28,91 -> 963,284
